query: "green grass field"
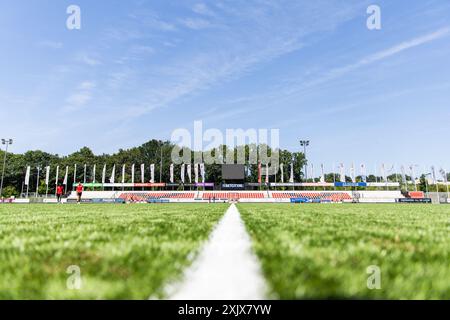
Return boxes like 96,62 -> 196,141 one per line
0,203 -> 448,300
238,203 -> 450,300
0,204 -> 227,299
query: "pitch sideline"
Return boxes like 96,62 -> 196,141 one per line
165,203 -> 268,300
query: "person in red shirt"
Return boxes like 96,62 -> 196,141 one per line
56,184 -> 64,203
76,183 -> 83,204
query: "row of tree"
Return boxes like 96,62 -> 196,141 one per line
1,140 -> 307,197
1,140 -> 447,197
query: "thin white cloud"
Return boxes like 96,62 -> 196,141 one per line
63,81 -> 96,111
77,53 -> 101,66
179,18 -> 212,30
278,27 -> 450,97
192,3 -> 215,16
38,41 -> 63,49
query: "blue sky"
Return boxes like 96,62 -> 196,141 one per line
1,0 -> 450,171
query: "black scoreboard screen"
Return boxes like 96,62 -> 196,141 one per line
222,164 -> 245,180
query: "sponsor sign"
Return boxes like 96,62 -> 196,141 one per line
221,183 -> 245,190
335,182 -> 367,187
366,182 -> 400,187
397,198 -> 432,203
195,183 -> 215,187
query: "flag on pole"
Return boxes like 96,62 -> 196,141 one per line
170,164 -> 174,183
131,164 -> 135,184
150,164 -> 155,183
194,163 -> 199,184
386,164 -> 395,182
140,164 -> 145,183
110,165 -> 116,184
380,164 -> 386,182
122,164 -> 126,184
289,163 -> 294,183
320,164 -> 325,183
258,162 -> 262,184
181,164 -> 185,184
24,166 -> 31,186
63,166 -> 68,185
350,163 -> 355,183
280,164 -> 284,183
409,165 -> 416,188
92,164 -> 96,183
265,164 -> 269,184
400,165 -> 407,183
73,164 -> 77,184
200,163 -> 205,183
339,163 -> 345,182
45,166 -> 50,185
83,164 -> 87,184
187,164 -> 192,183
431,166 -> 437,185
102,164 -> 107,184
439,168 -> 447,183
55,166 -> 59,186
360,164 -> 367,183
309,163 -> 315,182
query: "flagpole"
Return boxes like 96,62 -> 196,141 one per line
36,166 -> 41,197
445,169 -> 450,200
45,166 -> 49,198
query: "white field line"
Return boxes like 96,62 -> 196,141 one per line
166,204 -> 268,300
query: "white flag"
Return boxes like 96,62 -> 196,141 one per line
150,164 -> 155,183
110,165 -> 116,184
289,163 -> 294,183
350,163 -> 355,183
131,164 -> 135,184
45,166 -> 50,185
102,164 -> 107,184
140,164 -> 145,183
194,163 -> 199,184
409,165 -> 416,187
280,164 -> 284,183
24,166 -> 31,186
339,163 -> 345,182
200,163 -> 206,183
320,164 -> 325,183
265,164 -> 269,184
73,164 -> 77,184
170,164 -> 174,183
55,166 -> 59,186
187,164 -> 192,183
400,165 -> 407,183
360,164 -> 367,183
122,164 -> 126,184
439,168 -> 447,183
181,164 -> 185,184
63,166 -> 68,185
83,164 -> 87,184
92,164 -> 96,183
431,166 -> 437,184
380,164 -> 388,182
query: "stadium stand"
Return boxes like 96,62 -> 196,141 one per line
119,192 -> 195,202
271,192 -> 352,202
66,190 -> 405,203
202,192 -> 265,200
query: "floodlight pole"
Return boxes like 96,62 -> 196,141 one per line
0,139 -> 13,199
300,140 -> 310,183
159,145 -> 163,183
